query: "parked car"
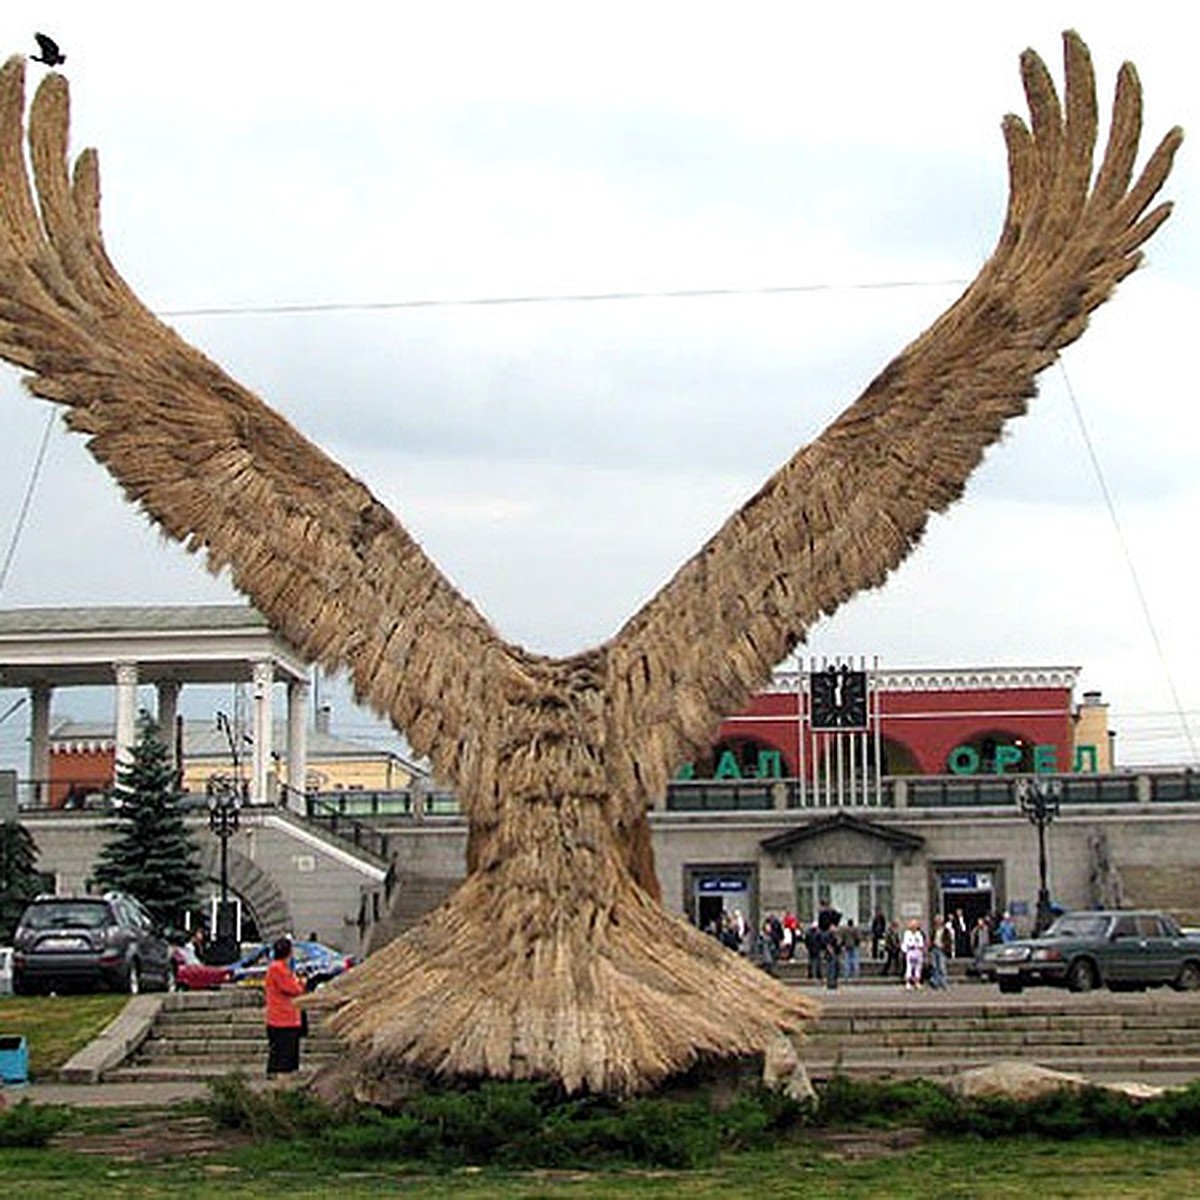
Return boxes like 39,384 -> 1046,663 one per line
228,940 -> 354,990
0,946 -> 12,995
980,910 -> 1200,994
11,892 -> 173,995
169,944 -> 234,991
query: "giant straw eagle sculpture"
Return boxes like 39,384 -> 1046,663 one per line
0,32 -> 1181,1094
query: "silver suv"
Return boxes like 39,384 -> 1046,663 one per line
12,892 -> 173,995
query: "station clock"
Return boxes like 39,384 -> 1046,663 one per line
808,666 -> 868,730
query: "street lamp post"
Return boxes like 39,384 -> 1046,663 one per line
1016,776 -> 1062,935
207,712 -> 245,964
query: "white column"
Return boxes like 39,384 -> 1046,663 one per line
251,660 -> 274,805
113,661 -> 139,774
156,680 -> 181,773
286,678 -> 309,814
29,682 -> 52,807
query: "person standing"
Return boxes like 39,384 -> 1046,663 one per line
929,916 -> 951,990
870,910 -> 887,960
842,919 -> 862,981
265,936 -> 306,1078
882,920 -> 902,977
971,915 -> 992,974
821,921 -> 842,990
901,919 -> 926,990
178,926 -> 207,966
953,908 -> 970,959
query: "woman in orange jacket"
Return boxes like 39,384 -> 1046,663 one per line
265,936 -> 306,1077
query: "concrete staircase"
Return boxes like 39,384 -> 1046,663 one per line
104,990 -> 344,1083
367,872 -> 459,952
802,988 -> 1200,1085
99,982 -> 1200,1089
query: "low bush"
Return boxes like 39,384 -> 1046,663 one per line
204,1069 -> 1200,1170
812,1073 -> 1200,1141
0,1100 -> 72,1147
206,1072 -> 334,1140
204,1074 -> 806,1169
814,1073 -> 957,1129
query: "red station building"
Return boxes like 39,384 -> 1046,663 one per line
679,664 -> 1107,789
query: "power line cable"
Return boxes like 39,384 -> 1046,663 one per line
159,276 -> 969,319
0,406 -> 56,598
1058,361 -> 1197,761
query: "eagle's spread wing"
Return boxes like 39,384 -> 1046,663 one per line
0,57 -> 522,787
604,32 -> 1181,806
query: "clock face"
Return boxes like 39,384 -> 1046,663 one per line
809,668 -> 868,730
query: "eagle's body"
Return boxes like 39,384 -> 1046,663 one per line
0,33 -> 1181,1094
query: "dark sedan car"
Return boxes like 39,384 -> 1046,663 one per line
980,910 -> 1200,994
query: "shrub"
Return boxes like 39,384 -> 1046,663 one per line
0,1100 -> 72,1147
324,1083 -> 724,1169
813,1074 -> 1200,1141
204,1073 -> 808,1169
203,1070 -> 1200,1168
718,1084 -> 810,1149
815,1073 -> 957,1129
205,1072 -> 334,1140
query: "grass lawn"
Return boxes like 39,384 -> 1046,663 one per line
3,1122 -> 1200,1197
0,995 -> 127,1078
2,1000 -> 1199,1196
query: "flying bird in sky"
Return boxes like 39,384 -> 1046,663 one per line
0,32 -> 1182,1095
30,34 -> 65,67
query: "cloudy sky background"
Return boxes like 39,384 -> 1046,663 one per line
0,2 -> 1197,769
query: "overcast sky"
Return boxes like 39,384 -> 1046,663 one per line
0,2 -> 1197,769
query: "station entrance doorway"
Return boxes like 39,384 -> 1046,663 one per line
935,866 -> 997,945
687,866 -> 755,936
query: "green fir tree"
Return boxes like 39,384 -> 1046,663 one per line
93,714 -> 203,929
0,819 -> 41,940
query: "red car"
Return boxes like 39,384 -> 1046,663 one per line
170,945 -> 233,991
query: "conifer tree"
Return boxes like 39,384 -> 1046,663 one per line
0,819 -> 41,940
93,714 -> 203,929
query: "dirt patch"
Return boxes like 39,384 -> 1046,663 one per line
55,1112 -> 251,1163
805,1126 -> 926,1161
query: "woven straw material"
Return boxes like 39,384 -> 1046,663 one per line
0,32 -> 1180,1093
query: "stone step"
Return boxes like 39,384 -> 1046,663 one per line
804,1053 -> 1200,1082
105,1063 -> 327,1084
816,1012 -> 1200,1032
148,1015 -> 337,1035
127,1046 -> 343,1065
153,1014 -> 287,1033
163,991 -> 263,1011
810,1014 -> 1200,1035
806,1027 -> 1200,1046
808,1037 -> 1200,1061
137,1036 -> 343,1058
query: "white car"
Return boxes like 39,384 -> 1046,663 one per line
0,946 -> 13,995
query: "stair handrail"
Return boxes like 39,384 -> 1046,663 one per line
276,783 -> 393,869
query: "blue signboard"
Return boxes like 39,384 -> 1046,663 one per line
697,877 -> 749,894
940,872 -> 979,890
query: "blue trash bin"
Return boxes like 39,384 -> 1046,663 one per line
0,1034 -> 29,1085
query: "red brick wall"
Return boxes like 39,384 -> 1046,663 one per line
48,747 -> 114,808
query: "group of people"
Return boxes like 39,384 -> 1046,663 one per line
756,903 -> 865,990
881,909 -> 1020,989
707,903 -> 1022,992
